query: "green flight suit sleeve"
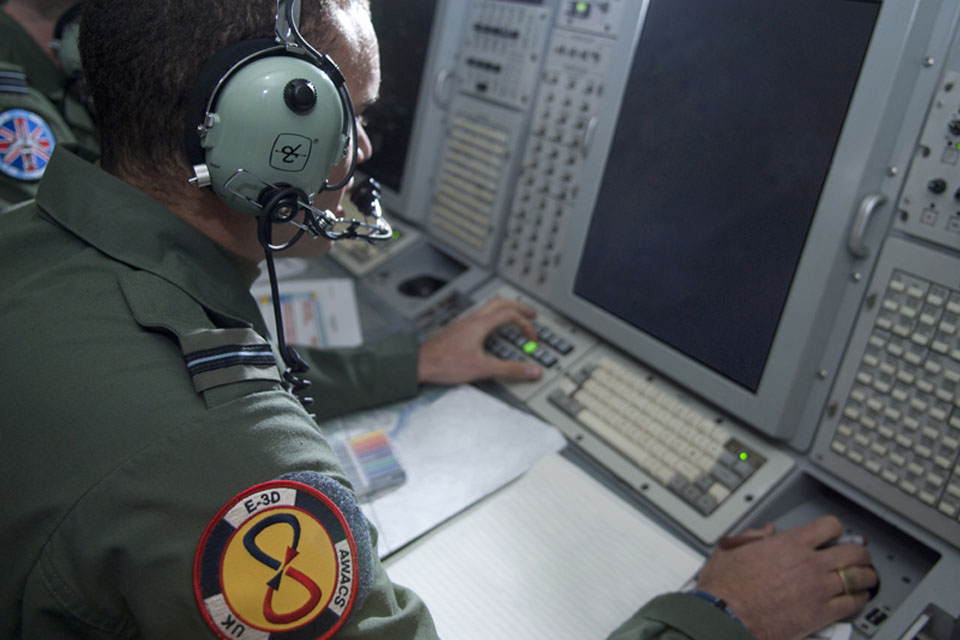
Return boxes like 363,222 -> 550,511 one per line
300,331 -> 421,421
0,63 -> 78,211
607,594 -> 756,640
19,390 -> 440,640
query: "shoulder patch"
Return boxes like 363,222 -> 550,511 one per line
181,328 -> 281,392
0,108 -> 56,181
193,479 -> 361,640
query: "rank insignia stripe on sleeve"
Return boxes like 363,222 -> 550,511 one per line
0,108 -> 56,181
193,480 -> 360,640
180,328 -> 281,393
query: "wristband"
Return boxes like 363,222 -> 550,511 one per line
685,589 -> 743,625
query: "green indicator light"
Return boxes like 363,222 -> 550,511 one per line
575,1 -> 589,12
740,452 -> 749,461
392,230 -> 401,239
523,341 -> 539,355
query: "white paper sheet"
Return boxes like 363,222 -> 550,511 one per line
251,277 -> 363,348
385,451 -> 706,640
321,385 -> 567,556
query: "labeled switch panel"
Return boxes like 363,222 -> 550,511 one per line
456,0 -> 551,110
896,70 -> 960,251
497,24 -> 617,291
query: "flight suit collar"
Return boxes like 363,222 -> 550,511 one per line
36,146 -> 266,331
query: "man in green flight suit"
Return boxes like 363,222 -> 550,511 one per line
0,0 -> 877,639
0,0 -> 97,211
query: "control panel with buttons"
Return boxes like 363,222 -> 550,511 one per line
456,0 -> 551,110
896,69 -> 960,251
468,280 -> 598,401
497,21 -> 617,291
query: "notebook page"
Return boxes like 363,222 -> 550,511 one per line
385,451 -> 706,640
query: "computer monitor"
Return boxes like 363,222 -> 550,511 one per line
359,0 -> 439,206
549,0 -> 924,442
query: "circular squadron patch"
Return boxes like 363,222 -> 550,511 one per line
0,109 -> 56,181
194,480 -> 360,640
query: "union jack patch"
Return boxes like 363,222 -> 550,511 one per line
0,108 -> 56,181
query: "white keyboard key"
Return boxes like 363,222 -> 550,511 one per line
708,483 -> 731,504
934,456 -> 953,470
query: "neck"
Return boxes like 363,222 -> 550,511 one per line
3,0 -> 61,65
117,168 -> 265,265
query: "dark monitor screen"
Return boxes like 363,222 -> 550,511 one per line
573,0 -> 880,391
361,0 -> 439,194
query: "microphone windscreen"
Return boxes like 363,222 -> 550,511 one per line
278,470 -> 374,611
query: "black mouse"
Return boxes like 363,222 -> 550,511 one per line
397,274 -> 447,298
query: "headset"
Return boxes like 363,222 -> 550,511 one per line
184,0 -> 391,245
53,3 -> 84,80
184,0 -> 393,411
52,3 -> 93,113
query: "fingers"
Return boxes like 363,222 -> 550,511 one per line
475,299 -> 538,341
831,564 -> 877,595
486,356 -> 542,381
820,541 -> 872,572
826,565 -> 876,616
791,515 -> 844,548
718,522 -> 776,549
477,297 -> 537,321
826,590 -> 872,622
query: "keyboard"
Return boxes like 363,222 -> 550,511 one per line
471,282 -> 598,401
484,320 -> 575,370
527,343 -> 795,545
812,236 -> 960,548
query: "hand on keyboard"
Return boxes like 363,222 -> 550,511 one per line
696,515 -> 877,640
417,298 -> 543,385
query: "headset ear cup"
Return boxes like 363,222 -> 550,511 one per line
184,38 -> 277,168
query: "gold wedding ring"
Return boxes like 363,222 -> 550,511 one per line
836,567 -> 856,595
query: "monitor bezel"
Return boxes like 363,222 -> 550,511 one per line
547,0 -> 937,441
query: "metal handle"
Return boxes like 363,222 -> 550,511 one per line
580,115 -> 599,157
433,68 -> 454,108
847,192 -> 888,259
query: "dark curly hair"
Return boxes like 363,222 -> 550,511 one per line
78,0 -> 364,177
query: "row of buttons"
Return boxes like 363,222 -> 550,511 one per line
549,358 -> 764,515
830,269 -> 960,522
485,322 -> 573,368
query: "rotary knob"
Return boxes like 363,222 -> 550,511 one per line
928,178 -> 947,194
284,79 -> 317,114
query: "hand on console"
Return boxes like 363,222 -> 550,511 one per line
696,515 -> 877,640
417,297 -> 543,385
